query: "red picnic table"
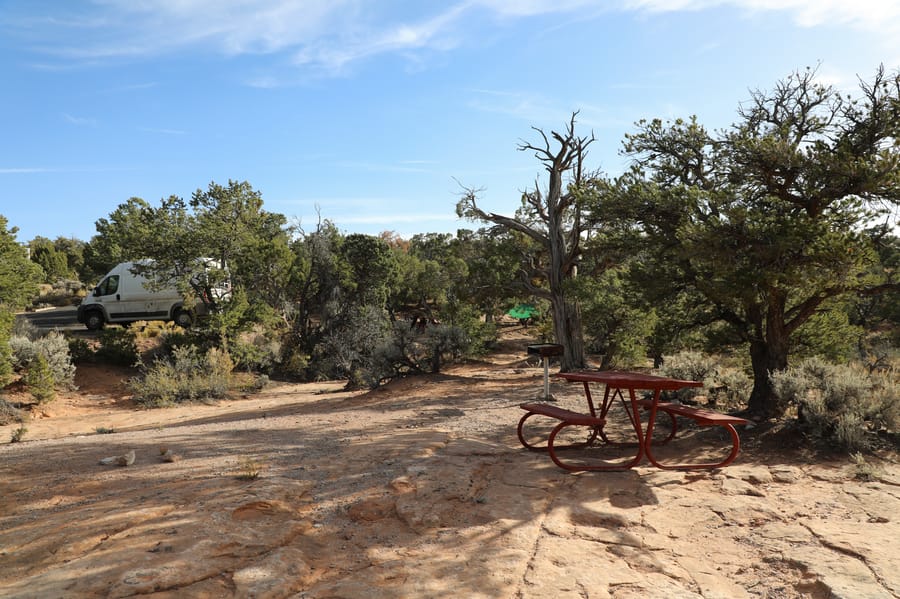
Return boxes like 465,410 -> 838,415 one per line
517,370 -> 750,472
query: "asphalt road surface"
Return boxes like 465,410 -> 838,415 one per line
17,307 -> 82,331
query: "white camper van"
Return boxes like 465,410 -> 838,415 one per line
77,261 -> 211,330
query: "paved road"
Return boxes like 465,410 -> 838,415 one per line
17,306 -> 82,331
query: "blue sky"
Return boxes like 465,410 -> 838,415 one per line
2,0 -> 899,243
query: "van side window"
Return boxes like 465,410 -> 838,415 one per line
97,275 -> 120,296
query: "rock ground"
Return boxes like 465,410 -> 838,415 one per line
1,330 -> 899,598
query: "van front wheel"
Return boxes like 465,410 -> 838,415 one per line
173,309 -> 193,329
84,311 -> 105,331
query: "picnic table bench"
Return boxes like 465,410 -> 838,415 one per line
517,370 -> 750,472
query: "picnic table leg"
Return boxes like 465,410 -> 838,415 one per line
516,410 -> 599,451
644,408 -> 742,470
543,384 -> 644,471
597,386 -> 644,449
582,381 -> 599,417
542,356 -> 551,400
547,419 -> 643,471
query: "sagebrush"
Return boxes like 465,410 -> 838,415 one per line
129,345 -> 233,407
771,357 -> 899,451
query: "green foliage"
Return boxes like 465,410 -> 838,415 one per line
26,353 -> 56,404
96,328 -> 140,367
130,345 -> 233,407
202,285 -> 255,348
158,327 -> 200,356
341,233 -> 397,308
0,312 -> 13,387
445,228 -> 520,321
771,357 -> 899,451
0,216 -> 43,311
657,351 -> 752,408
51,237 -> 86,281
190,180 -> 293,310
791,300 -> 863,363
378,321 -> 460,380
577,267 -> 656,368
278,348 -> 310,380
230,329 -> 282,374
283,219 -> 348,353
29,236 -> 70,282
10,426 -> 27,443
67,337 -> 94,364
82,197 -> 154,280
34,278 -> 84,308
0,215 -> 43,384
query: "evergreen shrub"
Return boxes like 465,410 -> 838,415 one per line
96,327 -> 140,367
26,354 -> 56,404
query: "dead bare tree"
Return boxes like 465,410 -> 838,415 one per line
457,112 -> 595,371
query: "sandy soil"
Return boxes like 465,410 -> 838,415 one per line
1,328 -> 899,598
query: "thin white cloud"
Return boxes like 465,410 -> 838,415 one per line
466,88 -> 627,130
289,3 -> 468,73
9,0 -> 898,76
0,168 -> 54,174
622,0 -> 900,30
469,0 -> 603,17
466,88 -> 567,124
62,113 -> 96,126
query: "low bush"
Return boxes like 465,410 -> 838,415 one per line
657,351 -> 717,402
771,357 -> 899,451
0,397 -> 24,425
10,426 -> 27,443
95,327 -> 140,367
67,337 -> 93,364
132,320 -> 184,340
26,354 -> 56,404
130,345 -> 233,408
231,331 -> 282,374
277,347 -> 310,380
316,306 -> 393,389
9,331 -> 76,390
707,366 -> 752,410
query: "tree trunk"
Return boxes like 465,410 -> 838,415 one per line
746,297 -> 790,418
551,294 -> 585,371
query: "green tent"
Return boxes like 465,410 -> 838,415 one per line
506,303 -> 539,320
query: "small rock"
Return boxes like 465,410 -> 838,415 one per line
159,449 -> 179,463
99,450 -> 135,467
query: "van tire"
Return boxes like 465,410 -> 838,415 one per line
84,311 -> 105,331
173,309 -> 193,329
